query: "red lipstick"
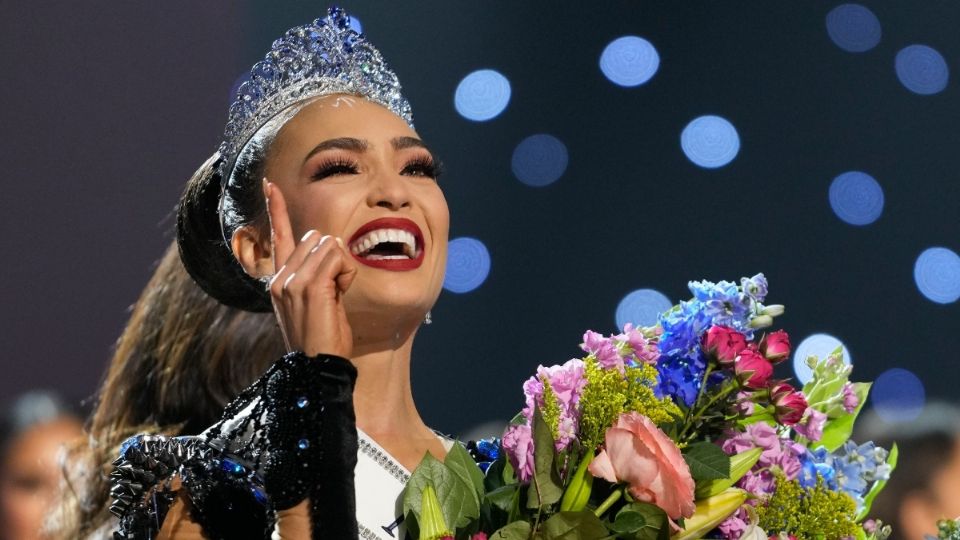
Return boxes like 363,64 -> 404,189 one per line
348,217 -> 425,271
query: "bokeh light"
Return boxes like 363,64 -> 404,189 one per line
825,4 -> 882,53
454,69 -> 511,121
793,333 -> 851,385
914,247 -> 960,304
599,36 -> 660,87
872,368 -> 926,423
829,171 -> 884,225
348,15 -> 363,34
444,237 -> 491,294
615,289 -> 673,329
895,45 -> 949,95
680,115 -> 740,169
511,134 -> 569,187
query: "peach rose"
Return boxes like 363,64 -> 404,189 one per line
588,412 -> 695,520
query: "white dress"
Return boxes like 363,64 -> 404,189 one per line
355,428 -> 454,540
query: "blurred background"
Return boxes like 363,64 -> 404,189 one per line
2,1 -> 958,440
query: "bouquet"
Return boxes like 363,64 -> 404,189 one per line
402,274 -> 898,539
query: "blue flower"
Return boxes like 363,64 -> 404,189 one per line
656,354 -> 705,407
740,273 -> 768,302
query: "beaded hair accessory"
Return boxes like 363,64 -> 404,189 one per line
217,5 -> 413,200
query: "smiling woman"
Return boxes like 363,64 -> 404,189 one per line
99,7 -> 454,540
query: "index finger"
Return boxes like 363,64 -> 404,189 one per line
264,179 -> 295,270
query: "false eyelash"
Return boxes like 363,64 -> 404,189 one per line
402,155 -> 444,180
311,158 -> 359,180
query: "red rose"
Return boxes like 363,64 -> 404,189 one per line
734,350 -> 773,389
702,326 -> 747,366
770,382 -> 807,425
759,330 -> 791,364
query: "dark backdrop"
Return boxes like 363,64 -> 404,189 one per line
3,2 -> 957,436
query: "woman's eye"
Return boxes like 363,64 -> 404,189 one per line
311,160 -> 359,180
401,157 -> 443,180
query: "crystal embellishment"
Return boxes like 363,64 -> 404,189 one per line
217,6 -> 413,186
297,396 -> 309,408
298,439 -> 310,450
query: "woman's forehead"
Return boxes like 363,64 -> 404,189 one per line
281,94 -> 416,144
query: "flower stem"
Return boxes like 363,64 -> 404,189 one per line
593,488 -> 623,518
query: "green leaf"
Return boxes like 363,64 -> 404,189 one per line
484,454 -> 508,491
609,511 -> 646,533
613,503 -> 669,540
526,407 -> 564,509
540,511 -> 609,539
491,521 -> 532,540
856,443 -> 899,521
445,441 -> 486,500
819,382 -> 871,452
486,485 -> 519,513
403,452 -> 480,531
682,442 -> 730,481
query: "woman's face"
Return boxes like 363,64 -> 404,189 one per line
0,418 -> 82,540
263,95 -> 449,329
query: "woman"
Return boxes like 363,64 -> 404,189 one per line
56,240 -> 284,539
0,391 -> 83,540
109,7 -> 451,539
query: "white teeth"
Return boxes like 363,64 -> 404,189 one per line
349,228 -> 418,258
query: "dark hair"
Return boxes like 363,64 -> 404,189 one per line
176,149 -> 273,313
57,240 -> 284,537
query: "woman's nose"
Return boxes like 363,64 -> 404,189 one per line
367,170 -> 411,211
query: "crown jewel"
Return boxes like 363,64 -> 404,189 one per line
217,6 -> 413,182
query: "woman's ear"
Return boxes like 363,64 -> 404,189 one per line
232,225 -> 275,278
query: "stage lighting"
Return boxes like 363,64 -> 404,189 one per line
511,134 -> 568,187
615,289 -> 673,329
793,333 -> 851,385
829,171 -> 884,225
681,115 -> 740,169
914,247 -> 960,304
825,3 -> 881,53
444,237 -> 491,294
454,69 -> 511,121
873,368 -> 926,423
599,36 -> 660,87
896,45 -> 949,95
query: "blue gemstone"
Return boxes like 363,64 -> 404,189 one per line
297,397 -> 309,408
221,458 -> 245,476
298,439 -> 310,450
251,486 -> 268,505
119,435 -> 142,458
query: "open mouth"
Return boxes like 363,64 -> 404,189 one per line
348,217 -> 424,270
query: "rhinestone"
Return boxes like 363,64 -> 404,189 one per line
296,397 -> 309,408
298,439 -> 310,450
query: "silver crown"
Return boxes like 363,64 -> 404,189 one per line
217,6 -> 413,183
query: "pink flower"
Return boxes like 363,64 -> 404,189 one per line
520,359 -> 587,451
588,412 -> 695,520
733,391 -> 756,416
770,383 -> 807,426
502,424 -> 534,483
581,330 -> 623,371
759,330 -> 791,364
471,534 -> 489,540
702,325 -> 748,366
616,323 -> 660,365
793,408 -> 827,441
734,350 -> 773,389
722,423 -> 780,468
718,508 -> 750,539
841,382 -> 859,413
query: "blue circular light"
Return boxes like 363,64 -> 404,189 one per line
681,115 -> 740,169
829,171 -> 884,225
914,247 -> 960,304
349,16 -> 363,34
615,289 -> 673,329
599,36 -> 660,87
511,134 -> 569,187
454,69 -> 511,122
872,368 -> 926,423
895,45 -> 949,95
825,4 -> 882,53
793,333 -> 852,385
444,237 -> 491,293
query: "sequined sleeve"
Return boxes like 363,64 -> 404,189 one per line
109,352 -> 359,540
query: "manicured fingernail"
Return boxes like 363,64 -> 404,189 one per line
301,230 -> 317,242
335,237 -> 344,248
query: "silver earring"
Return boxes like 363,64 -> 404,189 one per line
424,311 -> 433,325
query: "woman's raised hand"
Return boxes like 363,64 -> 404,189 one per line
263,180 -> 357,359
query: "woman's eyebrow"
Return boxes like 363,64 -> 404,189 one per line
303,137 -> 369,163
391,136 -> 427,151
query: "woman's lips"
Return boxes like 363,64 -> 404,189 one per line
347,217 -> 425,271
